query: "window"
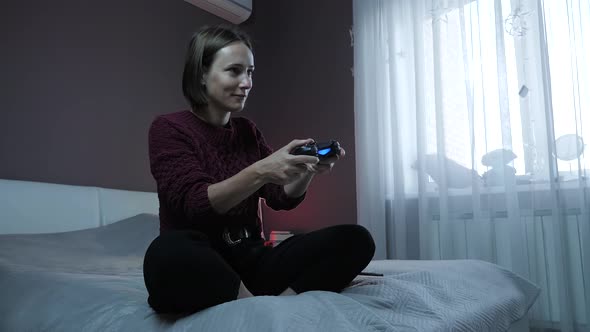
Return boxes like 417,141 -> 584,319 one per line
544,0 -> 589,177
422,0 -> 589,180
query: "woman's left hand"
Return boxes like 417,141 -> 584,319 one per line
306,147 -> 346,175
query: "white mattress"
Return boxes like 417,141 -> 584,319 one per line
0,214 -> 539,331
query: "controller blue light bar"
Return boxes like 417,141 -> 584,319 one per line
318,148 -> 331,156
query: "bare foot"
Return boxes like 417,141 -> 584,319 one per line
237,281 -> 254,299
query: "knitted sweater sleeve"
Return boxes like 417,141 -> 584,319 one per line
252,124 -> 306,211
149,117 -> 217,221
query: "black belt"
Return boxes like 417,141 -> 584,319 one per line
222,225 -> 254,246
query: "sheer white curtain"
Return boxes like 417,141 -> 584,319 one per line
353,0 -> 589,331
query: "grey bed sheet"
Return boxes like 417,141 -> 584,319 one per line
0,214 -> 539,332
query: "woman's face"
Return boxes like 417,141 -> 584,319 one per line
204,41 -> 254,113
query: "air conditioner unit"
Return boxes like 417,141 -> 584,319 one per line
184,0 -> 252,24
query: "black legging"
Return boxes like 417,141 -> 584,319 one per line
143,224 -> 375,314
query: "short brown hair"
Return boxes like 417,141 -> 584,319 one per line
182,25 -> 253,110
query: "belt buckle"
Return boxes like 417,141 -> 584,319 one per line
222,226 -> 250,246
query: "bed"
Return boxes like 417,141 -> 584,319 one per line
0,179 -> 539,331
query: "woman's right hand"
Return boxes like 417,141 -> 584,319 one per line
255,139 -> 319,185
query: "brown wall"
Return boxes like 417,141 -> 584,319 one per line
0,0 -> 224,190
242,1 -> 357,234
0,0 -> 356,233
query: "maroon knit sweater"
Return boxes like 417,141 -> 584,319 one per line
148,110 -> 305,233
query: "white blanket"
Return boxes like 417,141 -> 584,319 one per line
0,214 -> 539,332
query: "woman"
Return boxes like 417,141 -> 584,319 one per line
143,24 -> 375,314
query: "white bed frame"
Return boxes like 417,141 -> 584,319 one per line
0,179 -> 159,234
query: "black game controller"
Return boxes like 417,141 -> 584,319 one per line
291,140 -> 341,161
